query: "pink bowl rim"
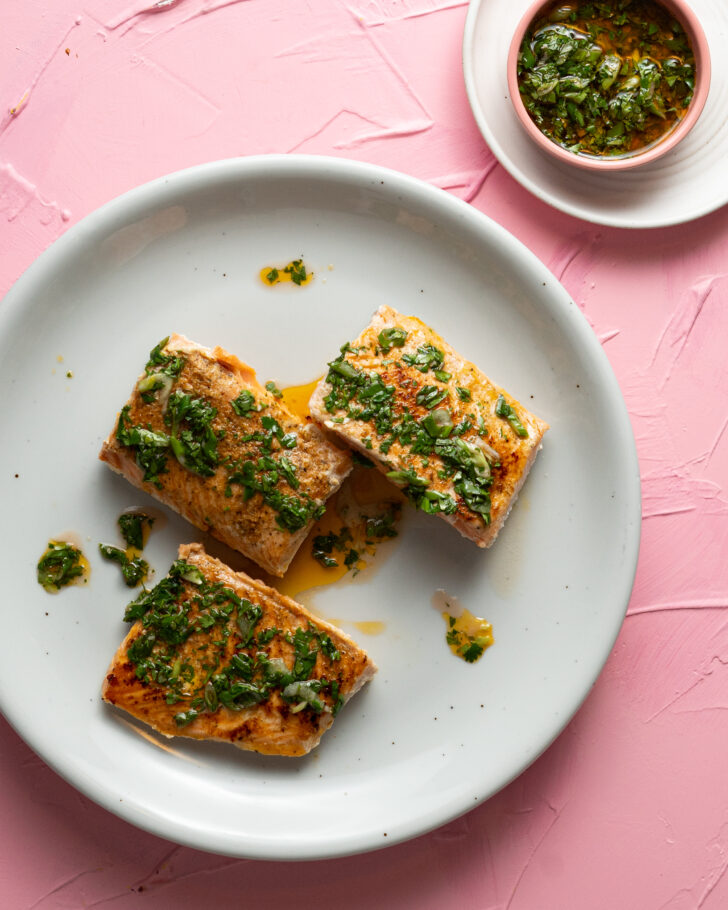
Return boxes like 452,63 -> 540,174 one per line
506,0 -> 712,172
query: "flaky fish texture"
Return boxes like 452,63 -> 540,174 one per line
100,335 -> 351,576
310,306 -> 548,548
103,543 -> 377,757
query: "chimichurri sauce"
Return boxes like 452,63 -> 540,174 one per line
37,540 -> 88,593
517,1 -> 695,157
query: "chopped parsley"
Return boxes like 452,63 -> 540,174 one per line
122,559 -> 345,722
144,337 -> 185,380
114,338 -> 354,538
416,385 -> 449,409
311,527 -> 357,569
421,408 -> 453,439
284,259 -> 308,286
231,389 -> 259,417
495,395 -> 528,438
444,612 -> 493,663
165,390 -> 222,477
402,343 -> 444,374
138,338 -> 185,403
37,541 -> 86,592
262,259 -> 313,287
116,406 -> 170,488
322,340 -> 501,524
365,511 -> 399,541
344,548 -> 360,568
312,530 -> 348,567
226,456 -> 323,532
98,543 -> 149,587
118,512 -> 154,551
378,326 -> 408,353
116,387 -> 222,484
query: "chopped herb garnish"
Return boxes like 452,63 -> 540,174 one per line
402,343 -> 445,374
145,337 -> 185,380
365,511 -> 399,541
421,408 -> 453,439
226,456 -> 321,532
231,389 -> 259,417
265,380 -> 283,398
321,330 -> 504,525
419,490 -> 458,515
165,390 -> 221,476
116,406 -> 170,488
37,541 -> 85,592
284,259 -> 308,286
495,395 -> 528,438
179,564 -> 205,585
123,560 -> 343,722
344,549 -> 360,568
416,385 -> 449,409
312,534 -> 340,568
378,326 -> 408,352
118,512 -> 154,551
98,543 -> 149,587
311,528 -> 355,569
137,372 -> 175,404
443,609 -> 493,663
329,359 -> 360,381
386,468 -> 429,490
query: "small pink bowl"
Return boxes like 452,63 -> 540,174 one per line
507,0 -> 711,171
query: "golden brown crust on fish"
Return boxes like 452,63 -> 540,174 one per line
99,335 -> 351,576
102,543 -> 376,757
309,306 -> 548,548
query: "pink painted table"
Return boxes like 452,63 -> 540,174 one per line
2,1 -> 727,907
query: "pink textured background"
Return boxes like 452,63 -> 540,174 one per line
2,1 -> 728,907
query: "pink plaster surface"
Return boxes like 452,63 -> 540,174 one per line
2,1 -> 728,907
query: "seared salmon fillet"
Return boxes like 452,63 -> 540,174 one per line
99,335 -> 351,576
309,306 -> 548,548
102,543 -> 376,757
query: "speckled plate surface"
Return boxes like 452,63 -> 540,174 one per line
463,0 -> 728,228
0,156 -> 640,859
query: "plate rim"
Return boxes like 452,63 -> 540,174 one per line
462,0 -> 726,229
0,154 -> 642,859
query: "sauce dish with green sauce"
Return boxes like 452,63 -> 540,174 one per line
507,0 -> 710,170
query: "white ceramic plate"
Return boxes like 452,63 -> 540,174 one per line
0,156 -> 639,859
463,0 -> 728,228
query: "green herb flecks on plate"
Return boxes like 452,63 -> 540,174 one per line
99,544 -> 149,587
37,541 -> 87,593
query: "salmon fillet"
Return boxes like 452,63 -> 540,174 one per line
102,543 -> 377,757
99,335 -> 351,576
309,306 -> 549,548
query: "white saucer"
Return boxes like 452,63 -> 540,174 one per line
463,0 -> 728,228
